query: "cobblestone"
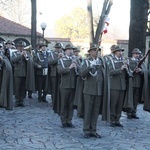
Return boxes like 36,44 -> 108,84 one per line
0,93 -> 150,149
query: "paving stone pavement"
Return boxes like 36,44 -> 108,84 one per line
0,93 -> 150,150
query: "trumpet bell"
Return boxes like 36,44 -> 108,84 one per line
24,45 -> 32,51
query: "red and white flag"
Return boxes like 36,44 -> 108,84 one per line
103,16 -> 110,34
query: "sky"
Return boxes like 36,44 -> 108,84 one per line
36,0 -> 130,39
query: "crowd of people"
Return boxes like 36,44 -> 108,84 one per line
0,40 -> 150,138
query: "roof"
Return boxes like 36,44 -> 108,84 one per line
117,40 -> 128,44
46,37 -> 71,42
0,16 -> 42,37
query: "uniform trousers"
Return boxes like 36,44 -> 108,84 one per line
51,76 -> 57,104
15,77 -> 26,102
37,75 -> 47,99
60,88 -> 75,124
83,94 -> 101,134
132,87 -> 140,114
110,90 -> 125,123
127,87 -> 140,116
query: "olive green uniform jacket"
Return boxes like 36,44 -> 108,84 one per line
0,55 -> 13,110
107,56 -> 133,112
79,57 -> 110,122
49,51 -> 61,114
142,63 -> 150,112
12,51 -> 35,92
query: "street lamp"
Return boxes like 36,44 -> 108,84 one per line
40,22 -> 47,41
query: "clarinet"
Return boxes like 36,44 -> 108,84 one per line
123,58 -> 133,78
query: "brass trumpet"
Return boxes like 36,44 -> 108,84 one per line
23,45 -> 32,60
24,45 -> 32,51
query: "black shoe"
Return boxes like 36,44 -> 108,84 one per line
67,123 -> 75,128
110,123 -> 116,127
83,133 -> 90,138
127,116 -> 132,119
15,103 -> 20,107
19,103 -> 25,107
132,115 -> 139,119
38,97 -> 42,102
61,123 -> 68,128
115,123 -> 123,127
15,103 -> 25,107
90,133 -> 102,138
42,98 -> 48,103
28,95 -> 32,99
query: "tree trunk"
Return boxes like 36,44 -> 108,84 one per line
87,0 -> 94,44
128,0 -> 149,57
31,0 -> 37,49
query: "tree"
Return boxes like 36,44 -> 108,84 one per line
87,0 -> 94,43
0,0 -> 31,26
87,0 -> 113,45
0,0 -> 11,10
0,0 -> 36,48
55,7 -> 89,40
128,0 -> 149,56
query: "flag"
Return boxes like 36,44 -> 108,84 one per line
103,16 -> 110,34
103,26 -> 108,34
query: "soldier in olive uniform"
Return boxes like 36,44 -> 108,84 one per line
72,47 -> 84,116
57,44 -> 76,128
79,44 -> 110,138
4,40 -> 15,60
0,50 -> 13,110
11,41 -> 27,107
24,45 -> 35,99
127,48 -> 143,119
0,43 -> 4,55
34,43 -> 50,102
49,43 -> 63,113
103,44 -> 116,62
108,46 -> 127,127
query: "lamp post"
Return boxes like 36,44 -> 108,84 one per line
31,0 -> 37,49
40,22 -> 47,42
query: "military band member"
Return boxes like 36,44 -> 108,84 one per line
0,52 -> 13,110
126,48 -> 143,119
11,41 -> 27,107
4,40 -> 15,60
34,43 -> 49,102
79,44 -> 110,138
24,45 -> 35,99
0,43 -> 4,55
57,44 -> 76,128
49,43 -> 63,113
72,47 -> 84,116
103,44 -> 116,63
108,46 -> 127,127
143,54 -> 150,111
